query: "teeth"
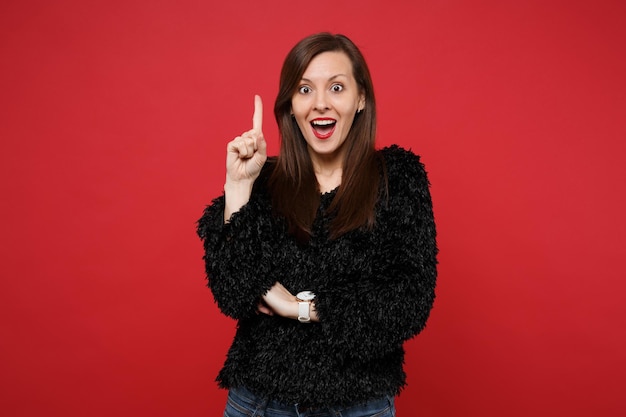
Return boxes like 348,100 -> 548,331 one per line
312,120 -> 335,126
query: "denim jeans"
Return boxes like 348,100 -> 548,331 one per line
224,386 -> 396,417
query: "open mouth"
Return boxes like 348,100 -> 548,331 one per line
310,118 -> 336,139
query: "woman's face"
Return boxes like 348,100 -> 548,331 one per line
291,51 -> 365,166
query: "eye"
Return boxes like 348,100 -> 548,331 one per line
331,84 -> 344,92
298,85 -> 312,94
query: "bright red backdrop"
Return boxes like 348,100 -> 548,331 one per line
1,0 -> 625,416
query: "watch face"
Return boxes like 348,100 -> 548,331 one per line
296,291 -> 316,301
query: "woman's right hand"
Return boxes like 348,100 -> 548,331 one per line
225,95 -> 267,183
223,95 -> 267,222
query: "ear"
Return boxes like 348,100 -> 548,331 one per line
358,94 -> 365,112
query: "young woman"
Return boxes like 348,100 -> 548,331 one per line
198,33 -> 437,417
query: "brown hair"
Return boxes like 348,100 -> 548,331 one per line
270,33 -> 383,243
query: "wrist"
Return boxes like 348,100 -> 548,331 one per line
223,180 -> 254,222
296,291 -> 316,323
224,178 -> 254,194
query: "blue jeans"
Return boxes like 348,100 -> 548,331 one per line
224,386 -> 396,417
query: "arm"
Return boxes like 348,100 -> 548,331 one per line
197,182 -> 279,320
197,96 -> 274,319
224,95 -> 267,221
256,282 -> 320,322
313,147 -> 438,360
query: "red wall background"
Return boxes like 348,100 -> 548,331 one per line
1,1 -> 625,416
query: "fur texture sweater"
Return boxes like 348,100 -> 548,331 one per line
197,145 -> 437,407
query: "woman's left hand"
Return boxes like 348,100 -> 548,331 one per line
257,282 -> 296,317
258,282 -> 318,322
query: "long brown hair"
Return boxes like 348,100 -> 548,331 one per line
270,33 -> 382,243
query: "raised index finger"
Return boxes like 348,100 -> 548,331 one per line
252,95 -> 263,132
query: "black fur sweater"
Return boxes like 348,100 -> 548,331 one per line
197,145 -> 437,407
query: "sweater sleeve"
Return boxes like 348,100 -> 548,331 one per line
196,177 -> 279,320
313,146 -> 438,360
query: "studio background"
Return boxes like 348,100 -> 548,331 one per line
1,0 -> 625,416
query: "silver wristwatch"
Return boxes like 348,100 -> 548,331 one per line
296,291 -> 316,323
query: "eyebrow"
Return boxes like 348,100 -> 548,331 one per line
300,74 -> 348,83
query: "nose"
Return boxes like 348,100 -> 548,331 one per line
313,90 -> 330,112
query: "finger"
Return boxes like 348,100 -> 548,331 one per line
252,95 -> 263,133
227,138 -> 253,158
242,137 -> 256,155
241,130 -> 259,151
257,301 -> 273,316
227,136 -> 242,153
256,132 -> 266,156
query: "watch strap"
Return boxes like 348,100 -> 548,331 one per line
298,301 -> 311,323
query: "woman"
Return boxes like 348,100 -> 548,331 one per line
198,33 -> 437,417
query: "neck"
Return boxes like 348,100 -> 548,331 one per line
308,147 -> 346,193
315,167 -> 342,193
